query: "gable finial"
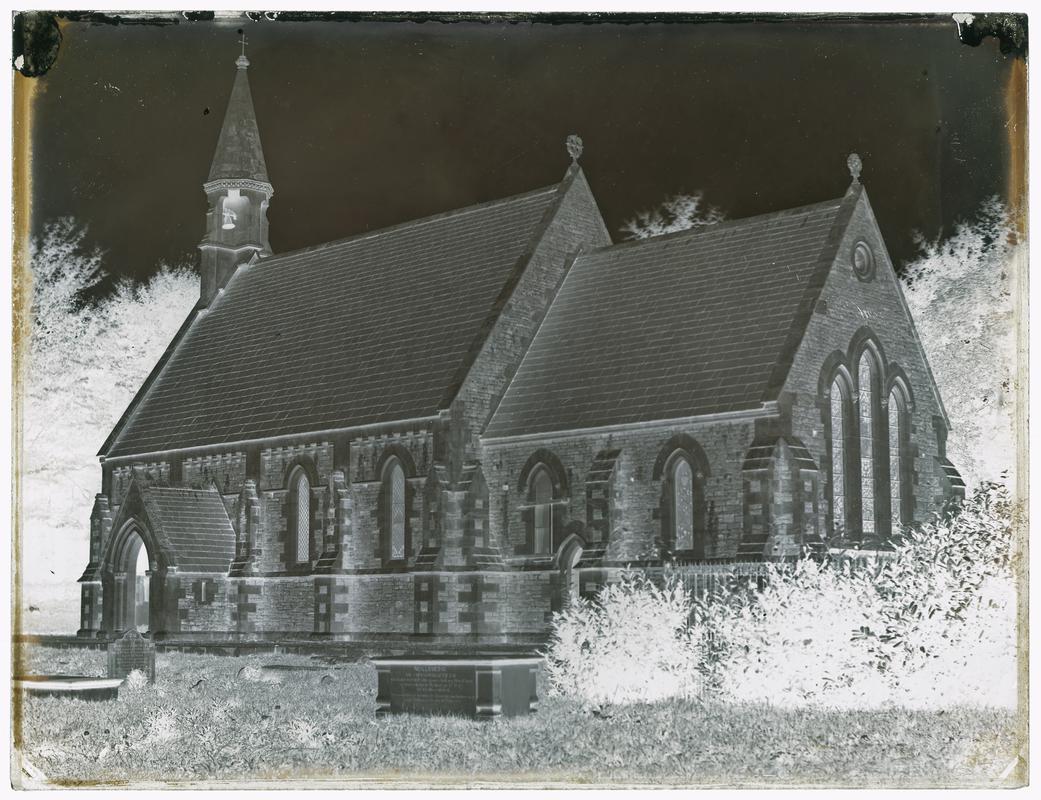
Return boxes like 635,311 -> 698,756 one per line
566,134 -> 583,164
236,28 -> 250,69
847,152 -> 862,184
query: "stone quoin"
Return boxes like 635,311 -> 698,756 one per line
76,50 -> 963,646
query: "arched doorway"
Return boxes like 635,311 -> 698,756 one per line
565,545 -> 583,607
102,521 -> 160,635
557,535 -> 585,609
132,538 -> 150,632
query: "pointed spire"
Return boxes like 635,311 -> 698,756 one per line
207,46 -> 269,185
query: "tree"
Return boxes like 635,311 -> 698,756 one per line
25,217 -> 105,387
619,191 -> 724,240
21,219 -> 198,615
900,197 -> 1020,487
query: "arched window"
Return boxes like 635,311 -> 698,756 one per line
858,350 -> 880,541
672,458 -> 695,551
888,384 -> 910,529
829,374 -> 851,538
387,460 -> 406,561
532,467 -> 553,554
291,468 -> 311,564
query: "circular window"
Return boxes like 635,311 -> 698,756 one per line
852,241 -> 875,281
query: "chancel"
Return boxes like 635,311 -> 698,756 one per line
76,50 -> 964,644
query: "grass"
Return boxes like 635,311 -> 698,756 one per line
13,645 -> 1022,788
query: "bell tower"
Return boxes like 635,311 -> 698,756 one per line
199,43 -> 273,305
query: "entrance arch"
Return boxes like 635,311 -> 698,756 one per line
101,519 -> 162,635
132,536 -> 150,632
557,533 -> 586,609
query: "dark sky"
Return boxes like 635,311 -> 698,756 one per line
28,14 -> 1017,285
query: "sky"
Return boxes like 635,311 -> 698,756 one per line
27,13 -> 1019,285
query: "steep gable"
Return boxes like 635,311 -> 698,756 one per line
484,194 -> 856,439
782,185 -> 950,436
448,166 -> 612,440
104,185 -> 562,458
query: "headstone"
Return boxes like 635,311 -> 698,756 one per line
107,629 -> 156,684
371,656 -> 542,720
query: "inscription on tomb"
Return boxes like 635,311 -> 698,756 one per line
372,657 -> 542,720
107,629 -> 156,683
386,665 -> 474,713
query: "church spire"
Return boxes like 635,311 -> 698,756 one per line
199,38 -> 274,306
207,37 -> 269,185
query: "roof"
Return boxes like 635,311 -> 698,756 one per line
208,57 -> 269,185
484,192 -> 858,439
104,183 -> 564,457
143,486 -> 237,572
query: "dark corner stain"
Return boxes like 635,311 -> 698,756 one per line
954,13 -> 1028,58
12,12 -> 61,77
13,9 -> 210,78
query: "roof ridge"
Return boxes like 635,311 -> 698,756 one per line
438,164 -> 595,411
256,184 -> 560,266
583,195 -> 846,258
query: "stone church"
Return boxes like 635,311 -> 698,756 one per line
77,53 -> 963,645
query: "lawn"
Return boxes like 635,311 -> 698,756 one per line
13,645 -> 1023,788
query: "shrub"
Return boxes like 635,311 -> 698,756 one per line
549,484 -> 1017,710
122,670 -> 149,691
544,571 -> 703,706
708,484 -> 1016,710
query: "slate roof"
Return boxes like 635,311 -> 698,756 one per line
484,191 -> 857,439
208,58 -> 269,185
143,486 -> 237,572
106,481 -> 235,575
104,184 -> 562,457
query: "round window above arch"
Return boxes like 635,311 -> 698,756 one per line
852,240 -> 876,281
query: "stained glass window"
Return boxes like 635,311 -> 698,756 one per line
859,353 -> 876,540
830,377 -> 847,535
390,461 -> 406,560
533,468 -> 553,554
673,459 -> 694,550
295,471 -> 310,563
889,388 -> 905,529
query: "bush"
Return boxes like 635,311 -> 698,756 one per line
544,571 -> 703,706
549,485 -> 1018,710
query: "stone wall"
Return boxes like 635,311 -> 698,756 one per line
481,417 -> 763,566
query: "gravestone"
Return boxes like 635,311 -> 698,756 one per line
371,656 -> 542,720
14,675 -> 123,702
107,629 -> 156,683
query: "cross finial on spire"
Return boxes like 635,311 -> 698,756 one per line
236,29 -> 250,69
847,152 -> 863,183
566,134 -> 583,164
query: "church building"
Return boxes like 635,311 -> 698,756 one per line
77,53 -> 964,645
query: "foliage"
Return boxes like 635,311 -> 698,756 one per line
549,485 -> 1016,711
21,219 -> 198,600
15,647 -> 1019,787
900,197 -> 1020,486
544,571 -> 702,706
710,484 -> 1016,710
26,218 -> 105,381
619,191 -> 724,240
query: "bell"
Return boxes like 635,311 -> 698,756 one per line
222,208 -> 237,230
